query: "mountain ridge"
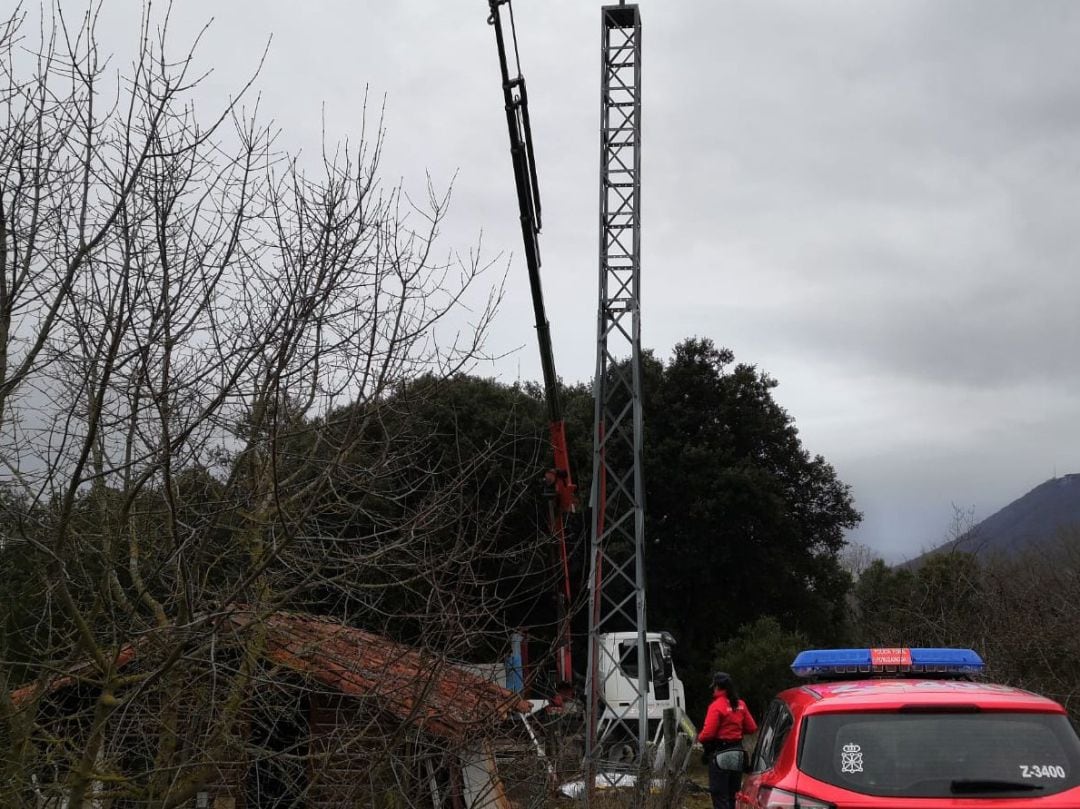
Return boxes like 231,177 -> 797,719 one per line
905,473 -> 1080,565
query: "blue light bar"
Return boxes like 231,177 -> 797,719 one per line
791,647 -> 985,679
910,648 -> 984,671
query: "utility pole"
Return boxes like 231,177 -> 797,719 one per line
585,3 -> 648,801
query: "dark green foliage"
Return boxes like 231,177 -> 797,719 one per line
0,489 -> 86,684
852,559 -> 917,645
712,617 -> 809,720
0,340 -> 861,715
852,535 -> 1080,718
272,373 -> 569,661
376,374 -> 559,640
983,534 -> 1080,708
262,338 -> 859,704
353,341 -> 862,707
640,338 -> 860,718
0,536 -> 50,683
853,553 -> 983,647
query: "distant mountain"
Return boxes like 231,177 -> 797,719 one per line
907,474 -> 1080,565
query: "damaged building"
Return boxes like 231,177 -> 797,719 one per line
7,610 -> 544,808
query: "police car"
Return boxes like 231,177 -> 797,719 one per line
737,648 -> 1080,809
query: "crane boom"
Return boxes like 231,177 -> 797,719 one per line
486,0 -> 576,686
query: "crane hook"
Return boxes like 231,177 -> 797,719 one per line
487,0 -> 509,26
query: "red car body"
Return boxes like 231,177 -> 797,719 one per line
737,678 -> 1080,809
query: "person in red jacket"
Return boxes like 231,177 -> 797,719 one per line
698,672 -> 758,809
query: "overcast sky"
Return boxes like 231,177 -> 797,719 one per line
81,1 -> 1080,562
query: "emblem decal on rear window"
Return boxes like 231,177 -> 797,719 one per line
841,742 -> 863,773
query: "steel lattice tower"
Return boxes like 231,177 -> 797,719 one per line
585,1 -> 648,787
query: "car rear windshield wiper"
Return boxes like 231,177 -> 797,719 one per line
951,780 -> 1045,793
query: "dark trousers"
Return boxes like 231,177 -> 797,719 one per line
707,753 -> 741,809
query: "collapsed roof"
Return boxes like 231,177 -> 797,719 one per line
11,609 -> 529,741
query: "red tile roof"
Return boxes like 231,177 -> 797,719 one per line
11,610 -> 529,741
229,610 -> 530,739
10,645 -> 138,708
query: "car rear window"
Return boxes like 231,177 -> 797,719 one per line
799,711 -> 1080,798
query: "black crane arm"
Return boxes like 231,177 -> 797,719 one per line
486,0 -> 562,424
487,0 -> 576,686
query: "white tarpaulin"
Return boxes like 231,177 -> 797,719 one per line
557,773 -> 665,798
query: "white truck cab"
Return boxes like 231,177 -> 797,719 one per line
596,630 -> 694,760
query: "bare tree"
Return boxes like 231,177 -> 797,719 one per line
978,528 -> 1080,717
837,541 -> 876,581
0,5 -> 548,807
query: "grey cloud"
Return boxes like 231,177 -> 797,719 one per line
49,0 -> 1080,561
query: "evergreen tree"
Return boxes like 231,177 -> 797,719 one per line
642,338 -> 860,714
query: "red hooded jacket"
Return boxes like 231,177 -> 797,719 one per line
697,690 -> 757,743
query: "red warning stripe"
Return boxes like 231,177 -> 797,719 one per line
870,647 -> 912,667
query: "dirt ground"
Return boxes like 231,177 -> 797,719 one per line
680,757 -> 714,809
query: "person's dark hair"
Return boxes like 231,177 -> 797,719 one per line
712,671 -> 739,711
